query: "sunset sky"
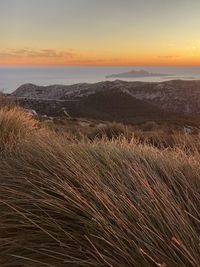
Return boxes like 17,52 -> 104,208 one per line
1,0 -> 200,66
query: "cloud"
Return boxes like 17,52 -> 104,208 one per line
0,48 -> 124,65
0,48 -> 78,59
158,55 -> 182,59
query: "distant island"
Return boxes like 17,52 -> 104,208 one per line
106,69 -> 171,78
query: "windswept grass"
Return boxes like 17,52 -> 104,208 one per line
0,107 -> 200,266
0,106 -> 39,152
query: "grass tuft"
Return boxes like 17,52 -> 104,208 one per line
0,106 -> 39,152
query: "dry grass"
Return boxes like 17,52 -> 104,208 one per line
0,106 -> 39,152
133,131 -> 200,151
88,122 -> 131,140
0,108 -> 200,266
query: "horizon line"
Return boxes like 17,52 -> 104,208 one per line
1,64 -> 200,68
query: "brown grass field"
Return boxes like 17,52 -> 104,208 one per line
0,107 -> 200,266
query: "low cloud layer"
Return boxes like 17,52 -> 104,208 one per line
0,48 -> 123,65
158,55 -> 182,59
0,48 -> 77,59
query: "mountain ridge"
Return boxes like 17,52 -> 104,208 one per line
12,80 -> 200,115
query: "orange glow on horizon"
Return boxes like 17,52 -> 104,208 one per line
1,56 -> 200,67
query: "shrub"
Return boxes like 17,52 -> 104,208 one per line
140,121 -> 158,131
0,93 -> 16,108
88,122 -> 131,140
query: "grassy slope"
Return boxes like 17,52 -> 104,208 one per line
0,107 -> 200,266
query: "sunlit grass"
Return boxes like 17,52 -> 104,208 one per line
0,106 -> 39,152
0,107 -> 200,266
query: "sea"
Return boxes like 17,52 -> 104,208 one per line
1,66 -> 200,93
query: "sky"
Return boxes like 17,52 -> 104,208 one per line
1,0 -> 200,66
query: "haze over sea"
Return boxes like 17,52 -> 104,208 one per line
1,66 -> 200,93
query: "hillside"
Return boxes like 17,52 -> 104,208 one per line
15,87 -> 170,123
77,88 -> 168,122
